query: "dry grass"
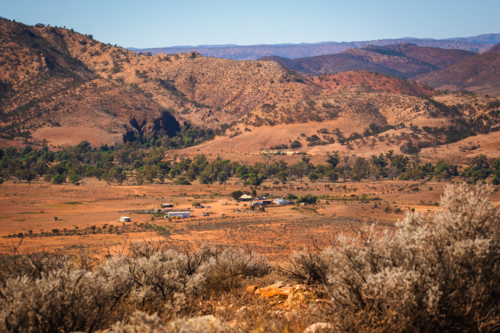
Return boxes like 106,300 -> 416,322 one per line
1,184 -> 499,332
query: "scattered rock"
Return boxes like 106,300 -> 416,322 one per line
247,283 -> 316,310
304,322 -> 334,333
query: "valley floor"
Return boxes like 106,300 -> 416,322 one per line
2,177 -> 498,257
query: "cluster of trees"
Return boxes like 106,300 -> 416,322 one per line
123,126 -> 216,149
1,142 -> 499,186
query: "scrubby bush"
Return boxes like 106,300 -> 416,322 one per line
286,184 -> 500,332
296,194 -> 317,204
0,244 -> 270,333
174,177 -> 191,185
205,247 -> 270,294
111,311 -> 232,333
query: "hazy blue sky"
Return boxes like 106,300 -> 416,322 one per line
1,0 -> 499,48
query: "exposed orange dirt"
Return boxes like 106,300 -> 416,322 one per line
2,177 -> 498,258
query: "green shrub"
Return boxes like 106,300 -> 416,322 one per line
174,177 -> 191,185
52,174 -> 64,185
296,194 -> 317,204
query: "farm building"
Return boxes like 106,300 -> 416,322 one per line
251,201 -> 262,206
273,199 -> 291,205
167,211 -> 190,218
239,194 -> 253,201
161,203 -> 174,208
119,217 -> 131,222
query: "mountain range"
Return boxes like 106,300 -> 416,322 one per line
259,43 -> 500,96
130,34 -> 500,60
1,17 -> 499,151
259,44 -> 477,78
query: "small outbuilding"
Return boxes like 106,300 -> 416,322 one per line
251,201 -> 262,206
119,217 -> 131,222
167,211 -> 191,218
239,194 -> 253,201
161,203 -> 174,208
273,199 -> 291,206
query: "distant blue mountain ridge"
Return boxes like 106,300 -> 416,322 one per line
128,33 -> 500,60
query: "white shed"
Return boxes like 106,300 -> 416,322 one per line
168,211 -> 191,218
240,194 -> 253,201
273,199 -> 291,206
119,217 -> 131,222
251,201 -> 262,206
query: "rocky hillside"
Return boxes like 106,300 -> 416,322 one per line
383,43 -> 476,69
310,71 -> 434,96
261,44 -> 476,78
1,18 -> 498,149
0,18 -> 318,144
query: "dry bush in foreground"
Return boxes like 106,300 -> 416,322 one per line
286,183 -> 500,332
0,245 -> 270,333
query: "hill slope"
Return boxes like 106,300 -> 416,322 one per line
261,44 -> 475,78
383,43 -> 476,69
0,18 -> 319,144
310,71 -> 434,96
485,43 -> 500,53
1,18 -> 498,151
414,52 -> 500,96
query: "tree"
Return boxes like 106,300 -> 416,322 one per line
174,177 -> 191,185
198,171 -> 212,184
246,172 -> 266,186
400,141 -> 421,155
260,152 -> 274,177
293,162 -> 308,183
217,171 -> 228,184
308,171 -> 319,183
23,169 -> 37,184
277,171 -> 287,184
350,158 -> 370,181
297,194 -> 317,204
115,172 -> 127,185
326,169 -> 339,183
231,191 -> 243,201
69,174 -> 81,185
235,165 -> 249,180
34,160 -> 48,177
326,151 -> 340,168
52,174 -> 64,185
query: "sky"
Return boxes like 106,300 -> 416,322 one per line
1,0 -> 499,48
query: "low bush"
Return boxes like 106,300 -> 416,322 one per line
0,244 -> 270,332
285,184 -> 500,332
